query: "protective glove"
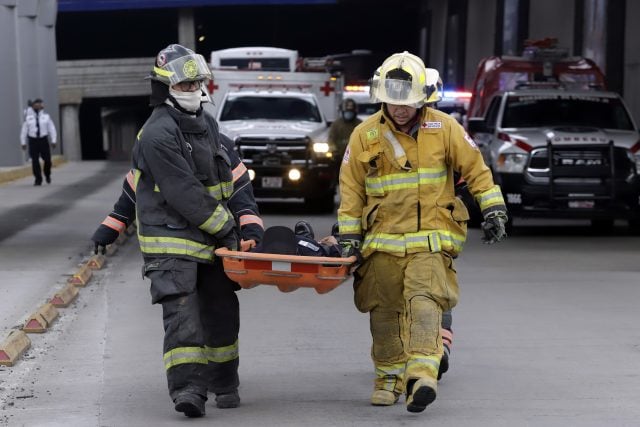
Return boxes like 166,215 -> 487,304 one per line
91,224 -> 119,255
240,239 -> 256,252
481,211 -> 508,244
338,237 -> 364,265
217,227 -> 240,251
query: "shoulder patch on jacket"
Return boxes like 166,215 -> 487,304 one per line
464,132 -> 478,149
342,146 -> 351,164
366,128 -> 379,140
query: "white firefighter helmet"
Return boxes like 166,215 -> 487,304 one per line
424,69 -> 444,104
370,51 -> 429,107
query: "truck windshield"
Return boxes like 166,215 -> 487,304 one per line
220,96 -> 322,122
502,95 -> 634,130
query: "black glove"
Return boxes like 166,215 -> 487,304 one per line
481,211 -> 508,244
218,227 -> 240,251
91,224 -> 119,255
338,237 -> 364,265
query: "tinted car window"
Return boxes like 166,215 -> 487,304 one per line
484,96 -> 502,128
220,96 -> 322,122
502,94 -> 634,130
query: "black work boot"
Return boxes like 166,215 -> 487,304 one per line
294,220 -> 315,240
215,390 -> 240,408
174,393 -> 206,418
405,378 -> 437,413
331,222 -> 339,238
438,344 -> 450,380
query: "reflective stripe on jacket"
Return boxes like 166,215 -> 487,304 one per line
338,107 -> 505,257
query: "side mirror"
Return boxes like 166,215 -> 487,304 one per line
467,117 -> 490,134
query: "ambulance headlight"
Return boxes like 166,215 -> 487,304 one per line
248,169 -> 256,181
313,142 -> 330,153
288,168 -> 301,181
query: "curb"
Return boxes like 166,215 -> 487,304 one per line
50,283 -> 80,308
23,303 -> 59,334
67,263 -> 93,287
2,223 -> 137,366
87,254 -> 106,270
0,155 -> 66,185
0,330 -> 31,367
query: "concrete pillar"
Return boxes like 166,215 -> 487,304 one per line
502,0 -> 522,55
178,8 -> 195,50
528,0 -> 574,51
465,0 -> 497,87
624,0 -> 640,124
61,104 -> 82,161
17,0 -> 42,109
37,0 -> 60,156
426,0 -> 448,74
582,0 -> 607,73
0,2 -> 24,167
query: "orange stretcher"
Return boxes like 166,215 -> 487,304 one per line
215,248 -> 357,294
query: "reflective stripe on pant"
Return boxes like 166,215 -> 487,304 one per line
354,251 -> 459,392
146,257 -> 240,400
198,262 -> 240,395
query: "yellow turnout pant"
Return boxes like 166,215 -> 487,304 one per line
353,251 -> 459,394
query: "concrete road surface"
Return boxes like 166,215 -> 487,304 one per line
1,161 -> 639,426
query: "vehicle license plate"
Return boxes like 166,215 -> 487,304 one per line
262,177 -> 282,188
568,200 -> 595,209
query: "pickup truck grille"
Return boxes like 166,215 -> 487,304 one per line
236,137 -> 310,166
527,145 -> 634,182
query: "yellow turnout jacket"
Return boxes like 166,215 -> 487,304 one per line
338,106 -> 505,258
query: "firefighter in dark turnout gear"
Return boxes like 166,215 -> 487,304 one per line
125,44 -> 263,418
91,136 -> 263,256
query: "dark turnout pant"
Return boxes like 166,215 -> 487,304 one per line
28,137 -> 52,184
144,257 -> 241,401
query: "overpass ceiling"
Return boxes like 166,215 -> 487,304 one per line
59,0 -> 336,12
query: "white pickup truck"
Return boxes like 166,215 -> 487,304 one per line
468,89 -> 640,231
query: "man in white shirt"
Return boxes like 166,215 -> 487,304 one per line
20,98 -> 57,186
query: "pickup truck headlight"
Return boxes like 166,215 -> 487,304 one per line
634,153 -> 640,173
313,142 -> 330,153
496,153 -> 528,173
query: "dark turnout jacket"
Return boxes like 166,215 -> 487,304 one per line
132,104 -> 263,263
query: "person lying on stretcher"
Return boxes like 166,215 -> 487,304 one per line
249,221 -> 341,258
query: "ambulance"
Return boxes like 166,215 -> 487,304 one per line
206,47 -> 344,211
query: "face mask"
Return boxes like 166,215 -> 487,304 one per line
342,111 -> 356,121
169,87 -> 203,112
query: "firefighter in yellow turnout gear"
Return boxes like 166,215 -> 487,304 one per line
338,52 -> 507,413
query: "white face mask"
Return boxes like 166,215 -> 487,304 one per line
169,87 -> 203,112
342,111 -> 356,121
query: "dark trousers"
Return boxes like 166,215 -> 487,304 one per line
144,257 -> 240,401
28,137 -> 52,184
